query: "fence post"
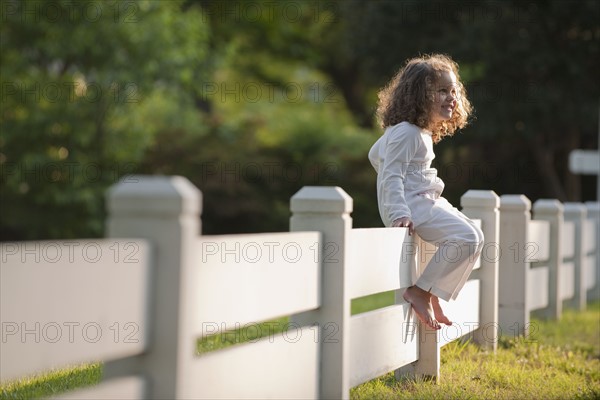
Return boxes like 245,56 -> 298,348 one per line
105,175 -> 202,399
563,203 -> 586,310
532,200 -> 564,319
498,195 -> 531,337
460,190 -> 500,351
585,202 -> 600,302
290,186 -> 352,400
394,236 -> 440,382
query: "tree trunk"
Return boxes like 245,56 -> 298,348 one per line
527,133 -> 567,201
563,128 -> 581,201
322,62 -> 372,128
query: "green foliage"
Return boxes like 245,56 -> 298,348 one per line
2,0 -> 598,239
0,0 -> 210,239
135,4 -> 380,233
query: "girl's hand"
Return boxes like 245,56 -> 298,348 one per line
392,217 -> 414,235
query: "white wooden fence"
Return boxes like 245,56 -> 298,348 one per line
1,175 -> 598,399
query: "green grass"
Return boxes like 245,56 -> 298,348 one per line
352,337 -> 600,399
2,301 -> 599,399
352,290 -> 396,315
351,301 -> 600,400
0,363 -> 101,399
196,316 -> 290,354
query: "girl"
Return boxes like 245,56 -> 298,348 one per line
368,54 -> 484,330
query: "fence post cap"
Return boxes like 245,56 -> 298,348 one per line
563,202 -> 586,217
533,199 -> 564,214
107,175 -> 202,216
460,190 -> 500,208
499,194 -> 531,210
584,201 -> 600,213
291,186 -> 353,214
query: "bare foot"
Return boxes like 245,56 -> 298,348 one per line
431,296 -> 452,326
402,286 -> 440,330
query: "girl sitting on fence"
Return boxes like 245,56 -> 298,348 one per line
368,54 -> 484,330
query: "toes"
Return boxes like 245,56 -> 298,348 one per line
414,308 -> 441,330
415,313 -> 437,330
427,318 -> 441,330
431,298 -> 452,326
436,315 -> 452,326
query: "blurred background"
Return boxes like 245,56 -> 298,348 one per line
1,0 -> 598,241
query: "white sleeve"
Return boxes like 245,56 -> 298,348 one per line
379,127 -> 420,224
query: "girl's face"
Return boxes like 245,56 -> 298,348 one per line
430,70 -> 458,125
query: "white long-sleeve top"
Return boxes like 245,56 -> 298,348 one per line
368,121 -> 445,227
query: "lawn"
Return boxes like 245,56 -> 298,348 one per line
351,306 -> 600,399
2,299 -> 599,399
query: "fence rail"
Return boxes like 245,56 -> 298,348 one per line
0,239 -> 151,383
1,175 -> 598,399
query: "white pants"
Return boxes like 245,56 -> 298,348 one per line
407,192 -> 484,302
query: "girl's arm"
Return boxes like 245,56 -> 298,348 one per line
379,126 -> 420,227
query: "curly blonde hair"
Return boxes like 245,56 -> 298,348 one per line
376,54 -> 472,143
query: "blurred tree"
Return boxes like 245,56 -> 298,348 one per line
3,0 -> 597,239
189,0 -> 599,226
139,0 -> 382,233
1,0 -> 210,239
